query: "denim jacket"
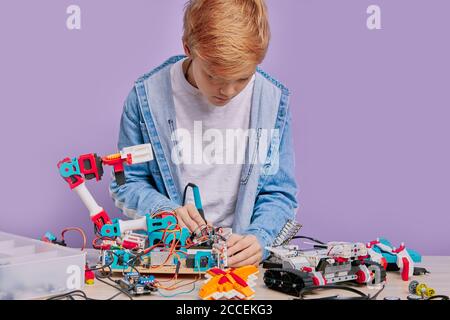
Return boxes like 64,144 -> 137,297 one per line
109,55 -> 299,259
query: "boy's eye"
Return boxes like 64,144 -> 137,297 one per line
205,72 -> 214,79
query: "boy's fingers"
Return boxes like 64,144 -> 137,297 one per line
227,236 -> 253,257
226,234 -> 243,248
228,244 -> 260,267
175,207 -> 198,232
173,208 -> 186,227
185,203 -> 206,226
229,254 -> 259,268
177,218 -> 187,229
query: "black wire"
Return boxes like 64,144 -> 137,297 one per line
94,271 -> 134,300
106,250 -> 158,295
46,251 -> 134,301
182,184 -> 191,205
369,283 -> 386,300
299,285 -> 369,300
46,290 -> 96,301
291,236 -> 326,245
94,257 -> 135,300
427,295 -> 449,300
296,283 -> 385,300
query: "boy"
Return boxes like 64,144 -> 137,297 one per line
110,0 -> 298,267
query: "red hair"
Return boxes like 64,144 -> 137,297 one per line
182,0 -> 271,77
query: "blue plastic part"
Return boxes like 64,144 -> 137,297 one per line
138,275 -> 155,284
373,238 -> 422,263
193,251 -> 213,272
103,253 -> 113,266
148,231 -> 164,247
110,250 -> 134,270
59,157 -> 81,178
192,186 -> 203,210
164,227 -> 190,250
148,227 -> 190,256
100,220 -> 121,237
44,231 -> 57,242
146,214 -> 177,234
126,272 -> 139,277
124,273 -> 155,286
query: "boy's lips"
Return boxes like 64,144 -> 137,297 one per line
214,96 -> 230,103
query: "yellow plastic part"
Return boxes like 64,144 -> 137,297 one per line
85,279 -> 95,285
199,266 -> 259,300
104,153 -> 121,160
416,283 -> 435,297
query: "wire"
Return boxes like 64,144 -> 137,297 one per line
86,250 -> 114,271
61,227 -> 87,250
92,235 -> 115,250
88,206 -> 207,295
182,183 -> 191,206
46,290 -> 93,300
370,283 -> 386,300
87,251 -> 134,300
296,283 -> 386,300
46,251 -> 127,300
427,295 -> 449,300
95,266 -> 134,300
95,273 -> 134,300
155,251 -> 203,291
291,235 -> 326,245
158,283 -> 197,298
47,208 -> 206,300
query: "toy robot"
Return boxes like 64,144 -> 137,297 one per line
263,220 -> 386,297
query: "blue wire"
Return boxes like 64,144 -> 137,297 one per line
157,283 -> 197,298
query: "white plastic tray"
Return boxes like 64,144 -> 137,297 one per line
0,231 -> 86,300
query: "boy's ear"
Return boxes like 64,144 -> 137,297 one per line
183,42 -> 192,58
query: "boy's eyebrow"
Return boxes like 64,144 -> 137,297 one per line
200,58 -> 255,81
204,67 -> 254,82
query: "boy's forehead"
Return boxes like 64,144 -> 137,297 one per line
198,58 -> 256,80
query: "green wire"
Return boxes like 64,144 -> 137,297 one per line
157,283 -> 197,298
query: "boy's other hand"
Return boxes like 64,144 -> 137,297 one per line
174,203 -> 207,232
226,234 -> 262,267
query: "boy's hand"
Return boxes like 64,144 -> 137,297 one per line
174,203 -> 207,232
227,234 -> 262,267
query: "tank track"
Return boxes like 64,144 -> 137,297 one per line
264,268 -> 314,297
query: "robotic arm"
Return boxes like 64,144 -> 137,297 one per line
57,144 -> 153,234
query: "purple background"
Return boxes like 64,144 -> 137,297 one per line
0,1 -> 449,254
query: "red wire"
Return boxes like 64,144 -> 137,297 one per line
61,227 -> 87,251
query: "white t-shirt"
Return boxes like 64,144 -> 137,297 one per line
170,58 -> 255,228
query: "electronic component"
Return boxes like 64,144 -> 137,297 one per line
117,272 -> 157,296
58,144 -> 229,276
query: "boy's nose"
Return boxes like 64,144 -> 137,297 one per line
219,85 -> 236,98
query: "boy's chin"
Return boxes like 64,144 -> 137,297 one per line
209,96 -> 230,106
